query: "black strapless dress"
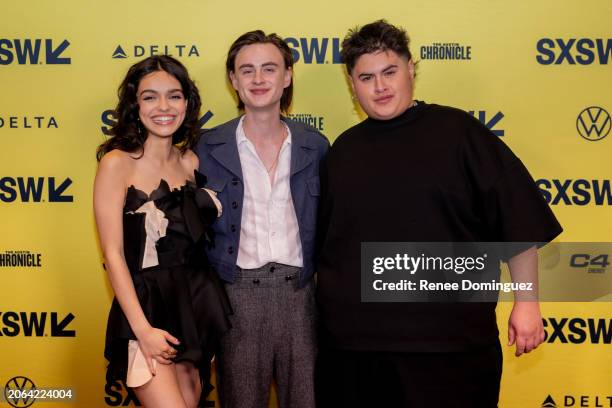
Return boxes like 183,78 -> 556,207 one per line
104,171 -> 232,402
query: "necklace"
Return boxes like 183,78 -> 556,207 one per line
265,125 -> 288,174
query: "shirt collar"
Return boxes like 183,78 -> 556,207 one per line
236,115 -> 292,147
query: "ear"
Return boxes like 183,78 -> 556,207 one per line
283,66 -> 292,89
348,72 -> 356,94
407,59 -> 415,79
229,71 -> 238,91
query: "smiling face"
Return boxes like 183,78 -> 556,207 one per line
137,70 -> 187,139
349,49 -> 415,120
229,42 -> 292,113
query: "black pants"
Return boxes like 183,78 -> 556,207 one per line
315,342 -> 502,408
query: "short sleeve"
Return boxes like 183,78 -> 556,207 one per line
459,116 -> 563,246
484,160 -> 563,243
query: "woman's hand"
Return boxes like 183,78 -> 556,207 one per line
135,326 -> 180,375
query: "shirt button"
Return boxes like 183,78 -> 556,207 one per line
253,279 -> 260,285
228,246 -> 234,254
232,201 -> 238,209
269,266 -> 276,273
231,224 -> 236,233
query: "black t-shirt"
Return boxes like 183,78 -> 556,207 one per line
316,101 -> 563,352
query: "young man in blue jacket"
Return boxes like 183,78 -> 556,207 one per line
195,30 -> 328,408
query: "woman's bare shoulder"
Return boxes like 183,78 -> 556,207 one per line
97,149 -> 136,180
179,149 -> 199,175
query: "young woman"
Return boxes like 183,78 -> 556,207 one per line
95,55 -> 231,408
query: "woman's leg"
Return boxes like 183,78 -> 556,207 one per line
175,361 -> 202,408
133,363 -> 187,408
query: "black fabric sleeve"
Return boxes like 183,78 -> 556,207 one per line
459,117 -> 563,249
484,160 -> 562,244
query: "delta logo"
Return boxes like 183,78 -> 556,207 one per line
541,394 -> 612,407
111,44 -> 200,59
0,115 -> 59,129
536,38 -> 612,65
285,37 -> 342,64
542,395 -> 557,408
0,38 -> 71,65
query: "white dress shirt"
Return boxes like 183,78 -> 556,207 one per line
235,116 -> 303,269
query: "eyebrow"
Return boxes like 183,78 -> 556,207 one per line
139,88 -> 183,95
238,62 -> 279,70
357,64 -> 399,79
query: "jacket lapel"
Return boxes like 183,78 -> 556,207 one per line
206,118 -> 244,180
286,119 -> 314,177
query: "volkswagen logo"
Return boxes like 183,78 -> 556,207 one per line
4,376 -> 36,408
576,106 -> 611,141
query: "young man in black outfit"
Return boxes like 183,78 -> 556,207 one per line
315,20 -> 562,407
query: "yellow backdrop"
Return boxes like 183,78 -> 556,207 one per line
1,0 -> 610,407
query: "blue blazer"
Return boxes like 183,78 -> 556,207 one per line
195,117 -> 329,288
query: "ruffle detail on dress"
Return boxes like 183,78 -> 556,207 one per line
105,170 -> 232,403
129,201 -> 168,268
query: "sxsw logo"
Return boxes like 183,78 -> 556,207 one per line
541,394 -> 612,407
0,311 -> 75,337
105,380 -> 142,406
285,37 -> 342,64
0,39 -> 71,65
111,44 -> 200,59
542,317 -> 612,344
100,110 -> 214,136
536,38 -> 612,65
0,177 -> 73,203
467,110 -> 504,136
536,179 -> 612,206
104,379 -> 214,407
576,106 -> 610,141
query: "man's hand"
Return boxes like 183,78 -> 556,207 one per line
508,301 -> 545,356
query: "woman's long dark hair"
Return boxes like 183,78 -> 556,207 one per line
96,55 -> 202,161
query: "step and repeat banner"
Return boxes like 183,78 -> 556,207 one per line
1,0 -> 610,407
